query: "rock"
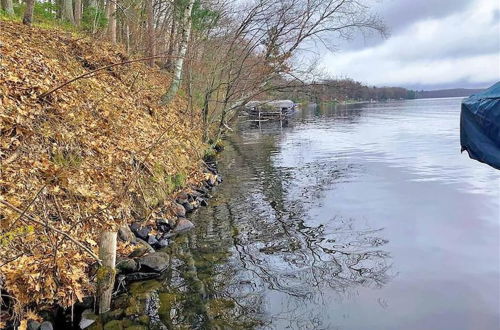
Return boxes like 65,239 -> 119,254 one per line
156,218 -> 172,233
135,227 -> 151,241
129,222 -> 141,233
27,320 -> 41,330
176,192 -> 189,204
79,309 -> 97,329
198,198 -> 208,207
128,239 -> 154,258
155,238 -> 169,248
173,218 -> 194,233
116,258 -> 137,273
129,223 -> 151,241
125,272 -> 160,282
39,321 -> 54,330
216,175 -> 223,183
195,187 -> 209,196
118,226 -> 136,243
146,235 -> 158,246
208,175 -> 217,186
182,202 -> 194,213
187,190 -> 201,198
138,252 -> 169,273
172,203 -> 186,217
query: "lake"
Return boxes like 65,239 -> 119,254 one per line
157,98 -> 500,329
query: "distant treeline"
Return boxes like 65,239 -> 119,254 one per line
273,78 -> 484,102
278,78 -> 416,103
413,88 -> 484,99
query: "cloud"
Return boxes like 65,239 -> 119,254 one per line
320,0 -> 500,89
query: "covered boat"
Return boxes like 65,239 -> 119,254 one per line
460,82 -> 500,170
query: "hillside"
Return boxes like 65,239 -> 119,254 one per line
0,20 -> 208,321
415,88 -> 484,99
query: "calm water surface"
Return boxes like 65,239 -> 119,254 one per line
161,98 -> 500,329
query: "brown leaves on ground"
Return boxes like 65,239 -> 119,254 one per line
0,20 -> 206,317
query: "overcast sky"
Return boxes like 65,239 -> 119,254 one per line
319,0 -> 500,90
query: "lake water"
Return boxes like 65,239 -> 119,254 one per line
160,98 -> 500,329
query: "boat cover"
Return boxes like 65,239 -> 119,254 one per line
460,81 -> 500,170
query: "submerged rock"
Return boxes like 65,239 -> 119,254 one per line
79,309 -> 97,329
103,320 -> 122,330
27,320 -> 41,330
39,321 -> 53,330
138,252 -> 169,273
125,272 -> 160,282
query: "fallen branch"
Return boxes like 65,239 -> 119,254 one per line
0,200 -> 101,263
38,55 -> 180,100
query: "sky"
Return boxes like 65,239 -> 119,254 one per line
319,0 -> 500,90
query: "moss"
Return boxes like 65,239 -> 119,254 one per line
96,266 -> 116,283
124,297 -> 141,317
203,148 -> 216,162
101,309 -> 124,323
129,280 -> 161,296
137,315 -> 150,325
88,321 -> 104,330
103,320 -> 124,330
124,326 -> 147,330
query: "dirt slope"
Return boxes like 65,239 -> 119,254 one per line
0,20 -> 205,315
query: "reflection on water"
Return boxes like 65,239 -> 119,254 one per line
156,98 -> 499,329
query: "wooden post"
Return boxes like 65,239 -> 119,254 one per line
97,231 -> 117,314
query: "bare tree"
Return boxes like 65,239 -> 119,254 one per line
146,0 -> 155,66
193,0 -> 386,140
161,0 -> 195,105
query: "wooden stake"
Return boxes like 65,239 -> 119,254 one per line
97,231 -> 117,314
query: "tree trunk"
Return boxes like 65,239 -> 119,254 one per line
1,0 -> 14,16
125,24 -> 130,53
62,0 -> 75,24
161,0 -> 195,105
97,231 -> 117,314
106,0 -> 117,43
23,0 -> 35,25
146,0 -> 155,66
164,17 -> 176,70
74,0 -> 82,26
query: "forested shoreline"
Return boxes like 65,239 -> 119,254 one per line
0,0 -> 390,328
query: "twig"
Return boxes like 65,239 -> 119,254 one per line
8,184 -> 47,231
0,200 -> 101,264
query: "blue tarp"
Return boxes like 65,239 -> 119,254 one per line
460,81 -> 500,170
